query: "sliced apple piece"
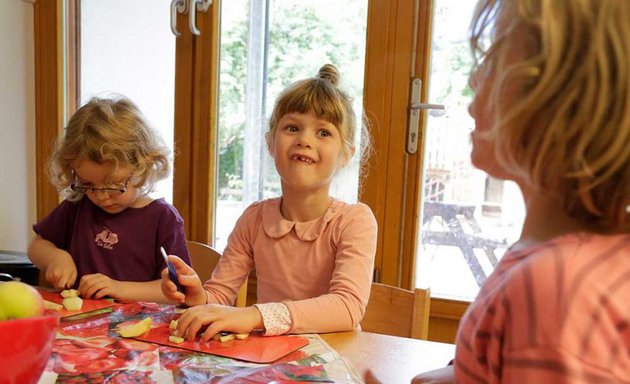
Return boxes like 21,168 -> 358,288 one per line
118,317 -> 152,338
169,319 -> 178,331
44,299 -> 64,311
62,296 -> 83,311
212,332 -> 235,343
60,289 -> 79,298
168,335 -> 184,344
235,333 -> 250,340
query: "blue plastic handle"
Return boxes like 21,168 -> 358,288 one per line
167,262 -> 184,292
161,247 -> 184,292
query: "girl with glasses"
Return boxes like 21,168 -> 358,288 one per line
28,96 -> 191,303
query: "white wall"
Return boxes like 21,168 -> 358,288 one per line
0,1 -> 36,252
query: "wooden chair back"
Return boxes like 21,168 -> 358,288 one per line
186,240 -> 248,307
360,282 -> 431,339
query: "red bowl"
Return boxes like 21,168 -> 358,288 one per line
0,313 -> 59,384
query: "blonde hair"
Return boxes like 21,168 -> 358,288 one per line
50,96 -> 171,200
470,0 -> 630,228
268,64 -> 372,171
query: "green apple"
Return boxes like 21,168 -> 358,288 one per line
0,281 -> 45,321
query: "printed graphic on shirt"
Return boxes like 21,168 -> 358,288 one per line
95,228 -> 118,250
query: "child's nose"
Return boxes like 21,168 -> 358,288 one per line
92,190 -> 111,200
297,141 -> 312,148
296,133 -> 313,148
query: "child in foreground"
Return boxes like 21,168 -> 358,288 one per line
412,0 -> 630,383
162,64 -> 378,340
29,96 -> 191,303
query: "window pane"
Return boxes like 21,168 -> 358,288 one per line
415,0 -> 525,301
80,0 -> 175,202
215,0 -> 368,250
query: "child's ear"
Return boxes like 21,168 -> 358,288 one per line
265,131 -> 274,156
339,144 -> 356,168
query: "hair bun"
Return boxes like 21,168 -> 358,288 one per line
317,64 -> 340,86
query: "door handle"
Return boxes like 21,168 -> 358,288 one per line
189,0 -> 213,36
170,0 -> 187,37
408,78 -> 445,154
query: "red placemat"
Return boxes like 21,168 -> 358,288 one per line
39,289 -> 116,319
136,324 -> 309,364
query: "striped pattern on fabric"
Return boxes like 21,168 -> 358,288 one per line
454,233 -> 630,383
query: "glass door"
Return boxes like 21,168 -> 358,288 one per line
79,0 -> 176,202
414,0 -> 524,301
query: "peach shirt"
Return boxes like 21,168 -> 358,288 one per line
455,233 -> 630,383
202,197 -> 378,334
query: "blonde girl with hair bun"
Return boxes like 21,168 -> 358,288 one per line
161,64 -> 378,341
29,96 -> 191,303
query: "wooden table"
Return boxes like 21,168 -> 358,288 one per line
322,331 -> 455,384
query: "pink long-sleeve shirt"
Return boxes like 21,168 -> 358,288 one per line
455,233 -> 630,383
202,197 -> 378,334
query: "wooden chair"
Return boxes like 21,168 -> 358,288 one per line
186,240 -> 248,307
360,282 -> 431,339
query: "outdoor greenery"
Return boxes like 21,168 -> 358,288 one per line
217,0 -> 368,200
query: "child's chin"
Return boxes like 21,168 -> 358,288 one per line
100,205 -> 125,214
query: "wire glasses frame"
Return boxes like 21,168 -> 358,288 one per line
70,177 -> 131,196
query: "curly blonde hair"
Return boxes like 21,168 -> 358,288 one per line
470,0 -> 630,228
267,64 -> 372,172
50,96 -> 171,201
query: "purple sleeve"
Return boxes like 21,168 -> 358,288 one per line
33,200 -> 79,250
156,203 -> 191,266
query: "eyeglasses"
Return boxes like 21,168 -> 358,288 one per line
70,178 -> 130,196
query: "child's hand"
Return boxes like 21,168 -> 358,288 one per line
45,250 -> 77,290
173,305 -> 263,342
160,255 -> 205,306
78,273 -> 120,299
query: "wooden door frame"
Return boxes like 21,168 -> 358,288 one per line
33,0 -> 62,220
362,0 -> 433,289
172,2 -> 220,245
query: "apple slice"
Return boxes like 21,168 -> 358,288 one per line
60,289 -> 79,298
169,319 -> 178,331
212,332 -> 235,343
235,333 -> 250,340
44,299 -> 63,311
118,317 -> 152,338
62,296 -> 83,311
168,335 -> 184,344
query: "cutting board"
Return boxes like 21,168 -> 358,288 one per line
136,324 -> 310,364
39,289 -> 116,319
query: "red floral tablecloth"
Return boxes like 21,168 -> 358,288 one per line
39,302 -> 360,384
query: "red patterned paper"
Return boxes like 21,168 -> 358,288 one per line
39,289 -> 116,318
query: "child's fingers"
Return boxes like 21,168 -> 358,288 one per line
161,269 -> 185,303
51,269 -> 73,290
168,255 -> 195,275
179,273 -> 202,286
67,270 -> 77,289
